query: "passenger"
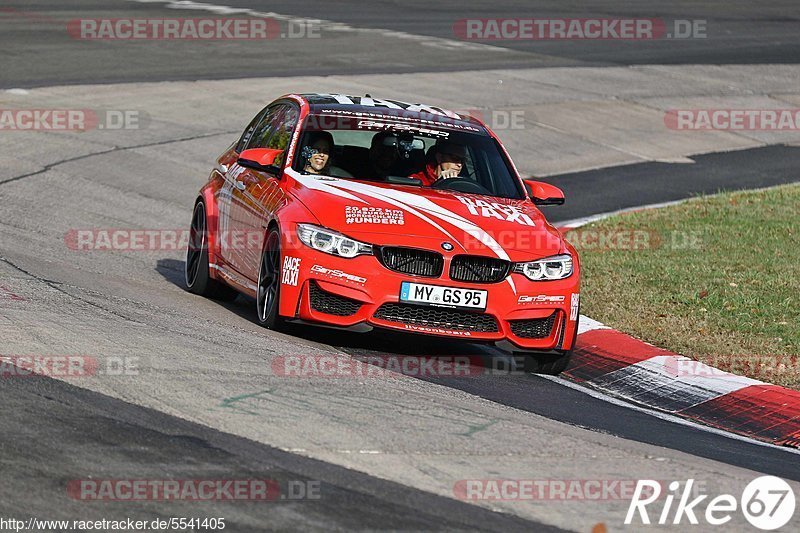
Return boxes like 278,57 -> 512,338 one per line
301,131 -> 334,174
409,140 -> 466,186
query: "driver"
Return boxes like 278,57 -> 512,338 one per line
409,140 -> 465,186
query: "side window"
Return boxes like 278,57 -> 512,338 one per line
263,105 -> 299,168
245,104 -> 284,151
236,107 -> 269,153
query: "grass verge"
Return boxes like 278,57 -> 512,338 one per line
572,183 -> 799,389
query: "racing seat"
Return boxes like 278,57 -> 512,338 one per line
395,147 -> 426,176
338,145 -> 370,177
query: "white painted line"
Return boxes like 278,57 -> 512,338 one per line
558,199 -> 690,229
558,183 -> 800,229
576,315 -> 610,335
640,355 -> 764,390
541,374 -> 800,456
591,355 -> 763,413
127,0 -> 510,53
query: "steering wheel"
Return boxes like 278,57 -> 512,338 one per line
431,177 -> 492,195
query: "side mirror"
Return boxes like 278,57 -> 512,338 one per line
523,179 -> 565,206
237,148 -> 284,173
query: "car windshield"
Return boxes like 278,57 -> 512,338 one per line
292,114 -> 526,200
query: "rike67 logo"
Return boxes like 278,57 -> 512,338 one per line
626,476 -> 796,530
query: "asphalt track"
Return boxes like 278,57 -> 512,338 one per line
544,145 -> 800,223
2,1 -> 800,532
0,375 -> 556,532
2,0 -> 800,87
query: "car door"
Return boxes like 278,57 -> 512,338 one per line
229,102 -> 299,282
216,105 -> 276,272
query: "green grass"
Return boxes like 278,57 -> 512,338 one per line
574,184 -> 800,388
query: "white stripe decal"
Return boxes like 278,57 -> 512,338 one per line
287,169 -> 367,204
290,170 -> 509,260
505,277 -> 516,294
317,178 -> 464,247
290,170 -> 464,251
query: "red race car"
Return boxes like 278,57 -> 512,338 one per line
185,93 -> 580,373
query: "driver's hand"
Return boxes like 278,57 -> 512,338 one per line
438,168 -> 460,179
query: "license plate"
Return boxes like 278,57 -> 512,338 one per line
400,282 -> 487,310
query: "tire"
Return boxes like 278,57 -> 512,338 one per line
184,201 -> 238,301
522,350 -> 572,375
256,228 -> 286,330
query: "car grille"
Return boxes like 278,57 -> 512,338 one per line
378,247 -> 443,277
450,255 -> 511,283
509,313 -> 558,339
309,281 -> 362,317
374,303 -> 498,332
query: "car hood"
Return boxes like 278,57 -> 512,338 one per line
287,171 -> 564,261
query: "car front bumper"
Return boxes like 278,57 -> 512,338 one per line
279,248 -> 580,351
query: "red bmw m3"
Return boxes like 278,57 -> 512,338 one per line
185,93 -> 580,373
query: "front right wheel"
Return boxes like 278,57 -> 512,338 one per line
256,228 -> 285,330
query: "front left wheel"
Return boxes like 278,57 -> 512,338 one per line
185,201 -> 237,301
523,350 -> 572,375
521,313 -> 580,375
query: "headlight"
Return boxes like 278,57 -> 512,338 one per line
513,254 -> 573,281
297,224 -> 373,258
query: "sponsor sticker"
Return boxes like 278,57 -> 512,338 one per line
570,293 -> 580,320
310,265 -> 366,284
356,119 -> 449,138
403,324 -> 473,337
281,256 -> 301,286
345,206 -> 405,225
518,294 -> 566,305
456,196 -> 535,227
315,94 -> 463,118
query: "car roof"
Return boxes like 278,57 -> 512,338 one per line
298,93 -> 489,135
